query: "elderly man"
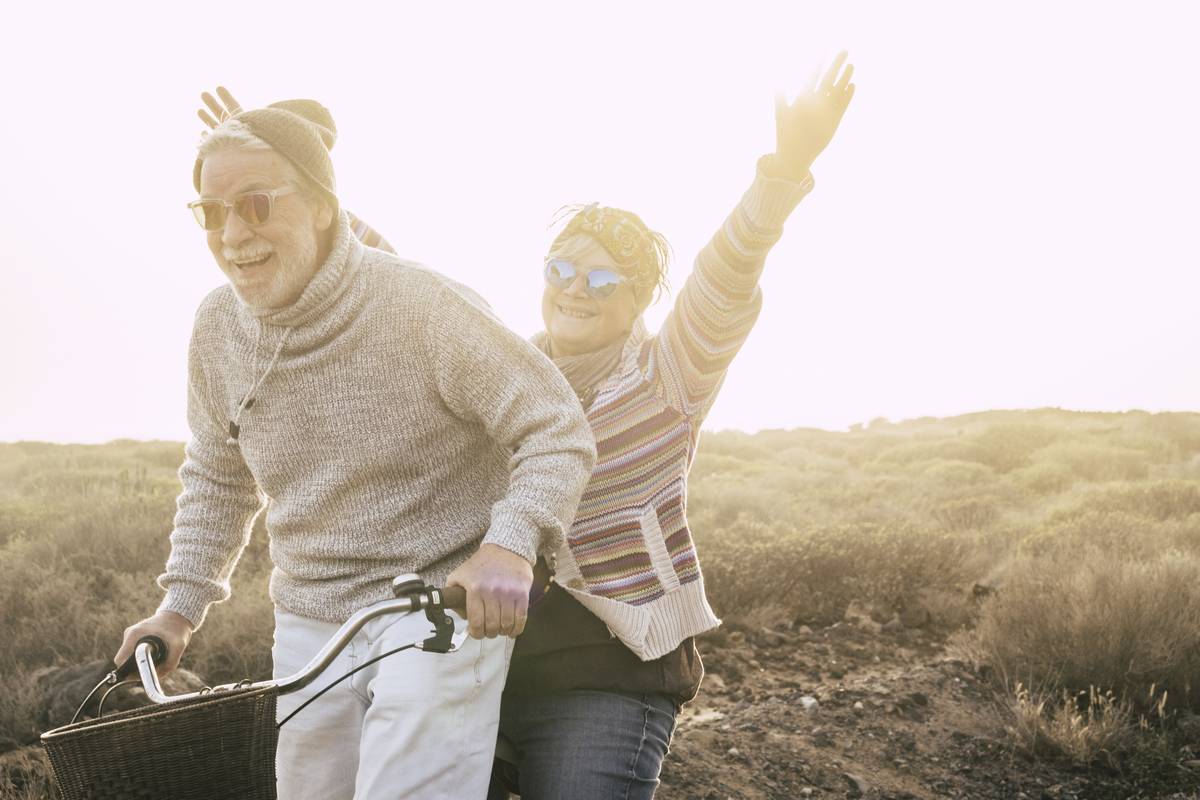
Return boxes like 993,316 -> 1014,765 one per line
115,99 -> 595,798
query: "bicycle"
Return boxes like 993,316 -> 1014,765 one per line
40,575 -> 471,800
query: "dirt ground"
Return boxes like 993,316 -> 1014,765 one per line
5,618 -> 1199,799
659,620 -> 1200,800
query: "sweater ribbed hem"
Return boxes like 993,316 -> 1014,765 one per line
748,155 -> 815,229
483,511 -> 541,565
559,578 -> 721,661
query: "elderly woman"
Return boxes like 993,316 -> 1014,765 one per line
199,53 -> 854,799
493,54 -> 853,800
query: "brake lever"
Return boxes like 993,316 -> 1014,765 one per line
417,586 -> 459,653
391,578 -> 466,654
444,626 -> 472,653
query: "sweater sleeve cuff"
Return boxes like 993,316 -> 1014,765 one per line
482,511 -> 541,565
744,154 -> 816,231
157,581 -> 218,630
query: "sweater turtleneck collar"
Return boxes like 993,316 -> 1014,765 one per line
249,211 -> 363,328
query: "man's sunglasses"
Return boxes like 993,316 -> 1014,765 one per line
187,185 -> 297,232
544,258 -> 628,300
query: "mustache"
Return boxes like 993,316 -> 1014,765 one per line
222,245 -> 274,263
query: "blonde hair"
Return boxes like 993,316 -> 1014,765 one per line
547,205 -> 672,306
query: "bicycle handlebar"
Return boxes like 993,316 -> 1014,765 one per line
439,585 -> 467,613
136,581 -> 468,705
115,635 -> 167,682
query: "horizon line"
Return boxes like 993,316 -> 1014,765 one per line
3,405 -> 1198,447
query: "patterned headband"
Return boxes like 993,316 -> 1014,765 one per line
560,203 -> 657,267
554,203 -> 671,300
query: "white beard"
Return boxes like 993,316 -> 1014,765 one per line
225,233 -> 320,312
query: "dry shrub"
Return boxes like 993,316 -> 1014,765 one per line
1144,412 -> 1200,455
0,672 -> 41,748
688,452 -> 760,481
697,518 -> 834,622
695,431 -> 776,463
4,415 -> 1197,772
0,502 -> 43,548
972,550 -> 1200,711
700,480 -> 787,527
931,496 -> 1000,532
1011,461 -> 1076,495
0,535 -> 163,676
1032,440 -> 1150,483
1020,511 -> 1200,559
1002,682 -> 1162,767
1081,480 -> 1200,520
775,447 -> 850,475
698,519 -> 969,625
919,459 -> 997,487
0,445 -> 272,689
968,424 -> 1061,473
0,746 -> 52,800
871,438 -> 986,467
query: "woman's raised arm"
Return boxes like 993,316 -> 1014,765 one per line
644,52 -> 856,419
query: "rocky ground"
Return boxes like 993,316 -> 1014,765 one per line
4,617 -> 1199,799
660,617 -> 1200,800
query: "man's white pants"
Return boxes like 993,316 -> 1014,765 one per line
272,600 -> 510,799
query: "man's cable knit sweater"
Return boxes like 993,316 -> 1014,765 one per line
157,214 -> 596,628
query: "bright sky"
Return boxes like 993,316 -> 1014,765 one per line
1,2 -> 1196,444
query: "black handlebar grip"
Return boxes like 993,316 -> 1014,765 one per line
114,635 -> 168,681
439,586 -> 467,613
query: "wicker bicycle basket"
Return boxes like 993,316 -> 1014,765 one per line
40,684 -> 279,800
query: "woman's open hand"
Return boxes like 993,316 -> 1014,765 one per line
773,51 -> 856,180
197,86 -> 243,134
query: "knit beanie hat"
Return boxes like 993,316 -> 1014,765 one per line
193,98 -> 339,215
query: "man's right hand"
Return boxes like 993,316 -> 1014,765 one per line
445,543 -> 534,639
114,611 -> 194,676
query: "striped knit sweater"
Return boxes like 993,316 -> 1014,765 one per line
549,160 -> 815,660
347,211 -> 394,254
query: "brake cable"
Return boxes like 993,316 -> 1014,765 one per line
278,584 -> 458,728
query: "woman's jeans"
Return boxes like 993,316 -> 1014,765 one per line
489,689 -> 679,800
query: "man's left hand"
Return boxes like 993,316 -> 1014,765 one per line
445,543 -> 534,639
